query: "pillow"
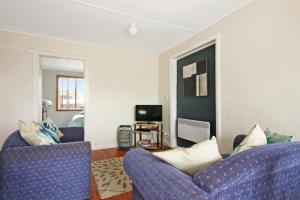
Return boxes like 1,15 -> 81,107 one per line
42,118 -> 63,143
153,137 -> 222,176
19,121 -> 56,145
265,128 -> 293,144
232,124 -> 267,155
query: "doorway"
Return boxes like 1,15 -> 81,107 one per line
169,35 -> 221,148
40,56 -> 86,128
176,45 -> 216,147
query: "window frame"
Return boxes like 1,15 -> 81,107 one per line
56,75 -> 84,111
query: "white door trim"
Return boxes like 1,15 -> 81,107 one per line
169,34 -> 221,147
30,49 -> 90,129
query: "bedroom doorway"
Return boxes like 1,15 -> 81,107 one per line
39,56 -> 86,128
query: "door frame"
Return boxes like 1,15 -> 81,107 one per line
30,49 -> 90,127
169,34 -> 221,147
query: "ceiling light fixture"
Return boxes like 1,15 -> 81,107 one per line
128,23 -> 138,36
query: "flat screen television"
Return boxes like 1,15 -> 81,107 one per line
135,105 -> 162,122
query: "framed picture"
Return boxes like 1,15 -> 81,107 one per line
183,60 -> 208,97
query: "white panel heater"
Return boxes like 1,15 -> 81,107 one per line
178,118 -> 210,143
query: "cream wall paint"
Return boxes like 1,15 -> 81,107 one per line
159,0 -> 300,153
0,46 -> 34,146
0,31 -> 159,149
42,70 -> 84,127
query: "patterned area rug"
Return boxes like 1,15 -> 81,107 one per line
92,157 -> 132,199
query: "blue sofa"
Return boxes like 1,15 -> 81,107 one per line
124,135 -> 300,200
0,127 -> 91,200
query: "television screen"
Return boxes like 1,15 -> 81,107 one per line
135,105 -> 162,122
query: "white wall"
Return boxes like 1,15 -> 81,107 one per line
159,0 -> 300,153
0,46 -> 34,146
0,31 -> 159,149
2,0 -> 299,152
42,69 -> 84,127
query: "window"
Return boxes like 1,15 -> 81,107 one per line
56,75 -> 84,111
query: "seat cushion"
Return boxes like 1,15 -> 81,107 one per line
1,130 -> 30,150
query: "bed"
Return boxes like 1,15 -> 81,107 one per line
68,113 -> 84,127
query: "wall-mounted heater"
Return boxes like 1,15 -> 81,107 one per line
177,118 -> 210,143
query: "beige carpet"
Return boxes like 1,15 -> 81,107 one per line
92,157 -> 132,199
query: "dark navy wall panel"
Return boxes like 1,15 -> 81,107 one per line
177,45 -> 216,147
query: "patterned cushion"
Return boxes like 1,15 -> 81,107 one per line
40,126 -> 59,143
42,118 -> 63,142
19,121 -> 56,145
265,128 -> 293,144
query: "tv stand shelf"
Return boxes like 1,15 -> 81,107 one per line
135,128 -> 152,132
133,122 -> 164,150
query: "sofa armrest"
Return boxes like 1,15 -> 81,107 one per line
59,127 -> 84,142
124,148 -> 209,200
0,141 -> 91,200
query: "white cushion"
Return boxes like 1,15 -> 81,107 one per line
153,137 -> 222,176
232,124 -> 267,154
19,121 -> 56,145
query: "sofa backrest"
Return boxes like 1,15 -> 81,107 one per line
194,142 -> 300,198
1,130 -> 29,150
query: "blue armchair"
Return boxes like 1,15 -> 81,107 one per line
0,127 -> 91,200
